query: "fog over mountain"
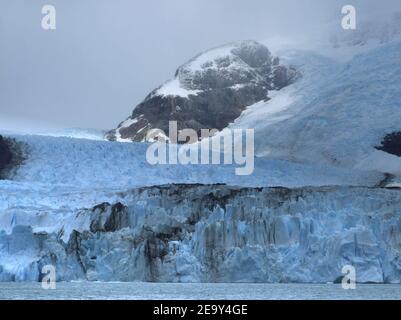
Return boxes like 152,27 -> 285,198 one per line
1,0 -> 400,131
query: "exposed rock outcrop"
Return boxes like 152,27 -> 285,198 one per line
90,202 -> 129,233
0,136 -> 26,180
106,40 -> 299,142
376,132 -> 401,157
0,136 -> 12,178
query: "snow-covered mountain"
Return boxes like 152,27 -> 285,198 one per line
106,40 -> 298,142
1,34 -> 401,283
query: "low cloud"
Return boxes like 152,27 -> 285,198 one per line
0,0 -> 400,131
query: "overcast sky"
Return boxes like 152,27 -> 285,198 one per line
0,0 -> 400,132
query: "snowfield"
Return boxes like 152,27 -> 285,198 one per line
154,78 -> 202,98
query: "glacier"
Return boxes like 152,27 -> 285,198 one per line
1,38 -> 401,284
2,184 -> 401,283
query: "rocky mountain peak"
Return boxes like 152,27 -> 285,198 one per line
175,40 -> 273,91
106,40 -> 299,142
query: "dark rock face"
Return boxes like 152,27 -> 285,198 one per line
0,136 -> 12,177
376,132 -> 401,157
90,202 -> 129,233
107,40 -> 299,142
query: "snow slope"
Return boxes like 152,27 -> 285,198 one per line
225,41 -> 401,177
154,78 -> 202,98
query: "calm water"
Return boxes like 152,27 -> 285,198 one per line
1,282 -> 401,300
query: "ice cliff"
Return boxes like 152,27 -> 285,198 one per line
1,184 -> 401,283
